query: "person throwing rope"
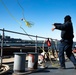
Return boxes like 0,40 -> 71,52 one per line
52,15 -> 76,69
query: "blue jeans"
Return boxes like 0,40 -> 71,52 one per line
59,40 -> 76,67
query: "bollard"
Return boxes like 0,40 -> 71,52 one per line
28,52 -> 38,70
13,52 -> 26,72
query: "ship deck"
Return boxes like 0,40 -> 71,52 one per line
1,56 -> 76,75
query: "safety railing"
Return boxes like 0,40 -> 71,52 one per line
0,28 -> 57,68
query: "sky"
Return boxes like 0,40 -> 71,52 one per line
0,0 -> 76,41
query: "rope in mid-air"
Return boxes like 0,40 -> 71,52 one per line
16,0 -> 34,27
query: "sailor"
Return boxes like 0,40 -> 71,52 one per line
52,15 -> 76,69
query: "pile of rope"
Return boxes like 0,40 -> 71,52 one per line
39,47 -> 60,67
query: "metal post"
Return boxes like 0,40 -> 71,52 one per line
42,41 -> 44,50
0,28 -> 4,67
35,35 -> 37,53
55,39 -> 57,49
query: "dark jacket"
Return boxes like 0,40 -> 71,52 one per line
54,21 -> 74,41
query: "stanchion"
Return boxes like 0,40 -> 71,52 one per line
13,52 -> 26,73
28,52 -> 38,70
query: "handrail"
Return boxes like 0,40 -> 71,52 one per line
0,28 -> 51,40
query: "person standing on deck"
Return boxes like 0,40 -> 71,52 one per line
52,15 -> 76,69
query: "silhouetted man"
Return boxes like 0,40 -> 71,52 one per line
52,15 -> 76,69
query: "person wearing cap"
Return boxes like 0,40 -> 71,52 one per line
52,15 -> 76,69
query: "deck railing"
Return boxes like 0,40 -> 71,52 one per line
0,28 -> 57,67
